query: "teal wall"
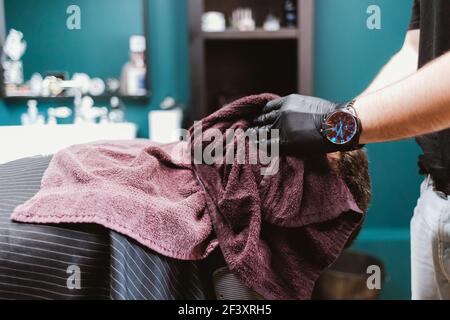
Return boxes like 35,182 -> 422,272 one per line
0,0 -> 189,138
4,0 -> 143,80
314,0 -> 420,299
0,0 -> 420,299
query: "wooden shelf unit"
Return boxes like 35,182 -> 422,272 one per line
203,28 -> 298,40
188,0 -> 314,120
2,94 -> 150,103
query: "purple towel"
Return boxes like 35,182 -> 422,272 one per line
12,94 -> 363,299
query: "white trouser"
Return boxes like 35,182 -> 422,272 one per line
411,176 -> 450,300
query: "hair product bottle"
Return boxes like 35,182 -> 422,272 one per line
121,35 -> 147,96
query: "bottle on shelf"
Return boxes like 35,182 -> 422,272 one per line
21,100 -> 45,126
109,96 -> 126,123
120,35 -> 147,96
284,0 -> 297,28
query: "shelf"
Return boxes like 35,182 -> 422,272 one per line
2,94 -> 151,103
202,28 -> 298,40
189,0 -> 314,120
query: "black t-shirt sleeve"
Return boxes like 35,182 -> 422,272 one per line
409,0 -> 420,30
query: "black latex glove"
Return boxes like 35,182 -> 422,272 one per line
252,94 -> 357,155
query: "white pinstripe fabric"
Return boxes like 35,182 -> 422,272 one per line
0,156 -> 206,300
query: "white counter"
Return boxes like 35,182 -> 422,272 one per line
0,123 -> 138,164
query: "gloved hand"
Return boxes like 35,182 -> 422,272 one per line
252,94 -> 361,155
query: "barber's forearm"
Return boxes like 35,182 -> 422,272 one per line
355,51 -> 450,144
361,48 -> 418,96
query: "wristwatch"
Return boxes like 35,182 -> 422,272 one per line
320,100 -> 362,150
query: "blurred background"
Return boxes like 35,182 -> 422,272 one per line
0,0 -> 420,299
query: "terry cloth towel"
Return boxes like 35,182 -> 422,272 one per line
12,94 -> 363,300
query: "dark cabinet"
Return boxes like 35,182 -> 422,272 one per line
188,0 -> 314,119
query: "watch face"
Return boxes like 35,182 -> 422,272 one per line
324,111 -> 357,145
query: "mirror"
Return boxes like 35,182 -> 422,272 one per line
0,0 -> 150,100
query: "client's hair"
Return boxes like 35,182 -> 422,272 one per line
304,149 -> 371,246
335,149 -> 371,246
309,149 -> 371,214
336,150 -> 371,213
